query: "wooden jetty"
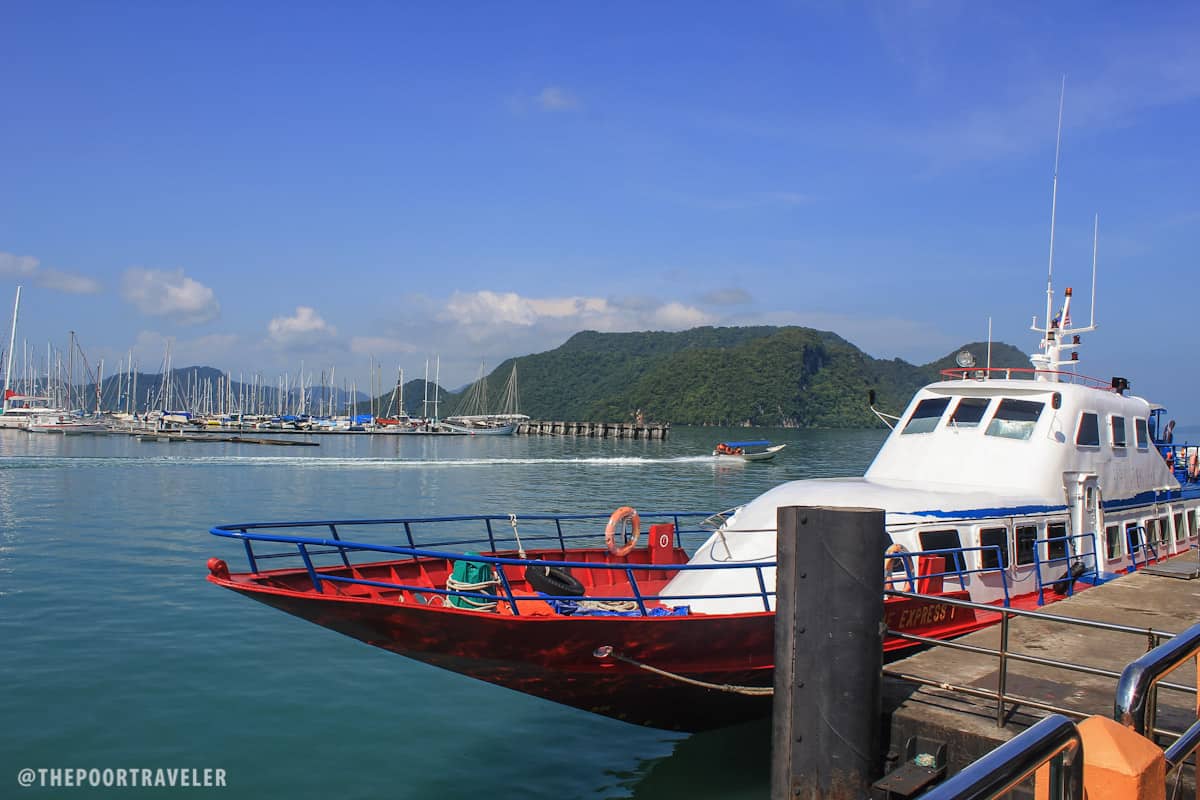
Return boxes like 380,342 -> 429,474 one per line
516,420 -> 670,439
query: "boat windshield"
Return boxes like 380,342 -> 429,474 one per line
948,397 -> 990,428
902,397 -> 951,434
985,399 -> 1045,440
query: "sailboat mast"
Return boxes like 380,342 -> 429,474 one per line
434,356 -> 440,421
3,285 -> 19,412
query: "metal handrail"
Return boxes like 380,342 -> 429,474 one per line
1115,621 -> 1200,770
916,714 -> 1083,800
211,514 -> 1012,618
884,590 -> 1189,730
1125,524 -> 1159,572
1031,532 -> 1098,605
938,366 -> 1113,390
885,545 -> 1011,605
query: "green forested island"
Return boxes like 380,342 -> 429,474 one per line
474,326 -> 1029,428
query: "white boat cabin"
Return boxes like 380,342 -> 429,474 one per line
663,329 -> 1199,614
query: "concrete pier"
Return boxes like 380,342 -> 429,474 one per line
880,551 -> 1200,790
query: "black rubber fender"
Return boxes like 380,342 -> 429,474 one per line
524,564 -> 585,597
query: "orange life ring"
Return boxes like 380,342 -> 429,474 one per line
605,506 -> 641,557
884,543 -> 912,592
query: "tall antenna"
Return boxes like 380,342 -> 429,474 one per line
1089,214 -> 1098,328
986,317 -> 993,370
1043,75 -> 1066,338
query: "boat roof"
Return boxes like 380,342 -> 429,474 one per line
719,440 -> 771,447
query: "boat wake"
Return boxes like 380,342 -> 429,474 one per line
0,455 -> 725,470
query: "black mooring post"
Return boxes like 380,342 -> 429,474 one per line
771,505 -> 888,800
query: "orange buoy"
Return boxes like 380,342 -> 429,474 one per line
605,506 -> 641,557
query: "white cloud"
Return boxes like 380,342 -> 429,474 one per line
536,86 -> 581,111
656,301 -> 712,329
267,306 -> 336,349
122,267 -> 219,324
350,336 -> 418,355
0,252 -> 39,276
439,290 -> 713,340
37,268 -> 102,295
0,251 -> 102,294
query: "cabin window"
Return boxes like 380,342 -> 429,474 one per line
1015,525 -> 1038,565
948,398 -> 990,428
1145,518 -> 1159,545
1105,524 -> 1122,560
1076,413 -> 1100,446
903,397 -> 951,434
1156,516 -> 1169,544
979,527 -> 1008,569
1188,510 -> 1197,539
986,399 -> 1044,440
1111,416 -> 1127,448
1174,513 -> 1185,543
1046,522 -> 1068,563
918,529 -> 966,572
1135,419 -> 1149,449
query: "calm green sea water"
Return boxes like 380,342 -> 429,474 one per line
0,426 -> 885,799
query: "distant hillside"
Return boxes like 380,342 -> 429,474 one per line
451,328 -> 1030,428
69,328 -> 1030,428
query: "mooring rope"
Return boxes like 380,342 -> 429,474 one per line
509,513 -> 527,559
578,599 -> 640,613
444,574 -> 500,612
593,645 -> 774,696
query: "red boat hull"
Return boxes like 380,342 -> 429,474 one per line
207,548 -> 995,732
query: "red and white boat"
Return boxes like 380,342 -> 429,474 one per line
206,281 -> 1200,731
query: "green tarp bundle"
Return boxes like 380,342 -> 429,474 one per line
446,554 -> 497,610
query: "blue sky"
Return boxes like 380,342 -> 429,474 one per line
1,1 -> 1197,410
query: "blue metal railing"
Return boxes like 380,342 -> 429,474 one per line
1032,532 -> 1099,605
1124,524 -> 1158,573
211,512 -> 787,615
210,515 -> 1054,617
885,545 -> 1011,606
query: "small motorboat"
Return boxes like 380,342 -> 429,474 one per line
713,440 -> 786,461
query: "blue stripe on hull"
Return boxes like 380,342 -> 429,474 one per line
905,486 -> 1200,521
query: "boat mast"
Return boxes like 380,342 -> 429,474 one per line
1089,214 -> 1098,328
1042,75 -> 1066,348
2,285 -> 19,413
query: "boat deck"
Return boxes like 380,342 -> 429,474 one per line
882,549 -> 1200,781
